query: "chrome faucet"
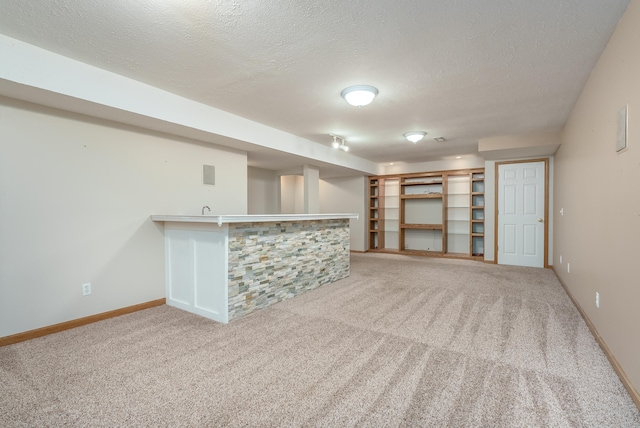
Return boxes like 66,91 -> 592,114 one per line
202,205 -> 211,215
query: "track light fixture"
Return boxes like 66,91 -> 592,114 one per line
330,134 -> 349,152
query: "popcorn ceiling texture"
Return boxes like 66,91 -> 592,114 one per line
227,219 -> 350,320
0,1 -> 630,163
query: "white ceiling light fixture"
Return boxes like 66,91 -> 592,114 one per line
404,131 -> 426,143
341,85 -> 379,107
330,134 -> 349,152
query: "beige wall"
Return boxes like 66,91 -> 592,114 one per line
479,131 -> 561,160
0,97 -> 248,337
554,1 -> 640,393
280,175 -> 305,214
383,155 -> 485,175
303,165 -> 320,214
248,171 -> 367,250
247,167 -> 279,214
319,176 -> 368,252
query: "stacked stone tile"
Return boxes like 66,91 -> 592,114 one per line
227,219 -> 350,320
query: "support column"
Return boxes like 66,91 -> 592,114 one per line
303,165 -> 320,214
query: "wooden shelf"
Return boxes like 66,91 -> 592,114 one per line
401,181 -> 443,186
402,249 -> 445,256
401,223 -> 443,230
400,194 -> 443,199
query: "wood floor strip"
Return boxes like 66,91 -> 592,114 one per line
0,298 -> 166,347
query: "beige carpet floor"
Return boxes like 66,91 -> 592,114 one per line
1,253 -> 639,427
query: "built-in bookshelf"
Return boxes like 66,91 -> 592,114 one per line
400,173 -> 444,254
368,168 -> 485,260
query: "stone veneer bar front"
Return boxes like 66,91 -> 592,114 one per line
151,214 -> 357,323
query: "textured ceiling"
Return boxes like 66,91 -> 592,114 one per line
0,0 -> 630,167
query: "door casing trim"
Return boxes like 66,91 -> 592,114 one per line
494,158 -> 549,268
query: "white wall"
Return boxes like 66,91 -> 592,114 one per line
0,97 -> 247,337
247,167 -> 279,214
319,176 -> 367,251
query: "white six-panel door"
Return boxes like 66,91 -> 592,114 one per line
497,161 -> 545,267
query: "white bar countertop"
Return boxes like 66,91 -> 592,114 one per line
151,213 -> 359,227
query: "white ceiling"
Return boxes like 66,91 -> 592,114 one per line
0,0 -> 630,171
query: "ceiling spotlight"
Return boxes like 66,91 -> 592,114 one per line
341,85 -> 378,107
434,136 -> 446,142
330,134 -> 349,152
331,135 -> 340,149
404,131 -> 426,143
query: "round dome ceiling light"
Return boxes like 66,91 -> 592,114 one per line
341,85 -> 379,107
404,131 -> 426,143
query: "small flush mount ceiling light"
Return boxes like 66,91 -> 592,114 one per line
404,131 -> 426,144
341,85 -> 379,107
330,134 -> 349,152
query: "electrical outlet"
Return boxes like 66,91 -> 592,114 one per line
82,282 -> 92,296
596,292 -> 600,308
567,263 -> 570,273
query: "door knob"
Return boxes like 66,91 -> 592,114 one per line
537,218 -> 543,222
